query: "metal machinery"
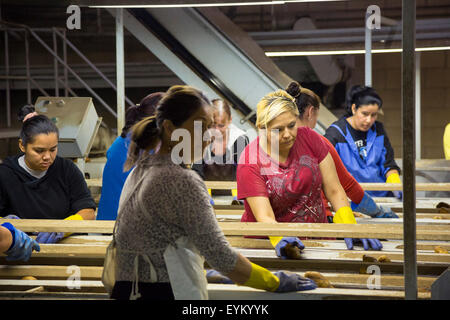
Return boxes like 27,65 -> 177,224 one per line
34,96 -> 102,174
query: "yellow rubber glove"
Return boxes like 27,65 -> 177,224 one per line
65,213 -> 84,221
208,189 -> 212,197
243,262 -> 317,292
35,213 -> 84,244
243,262 -> 280,292
333,206 -> 356,224
63,213 -> 84,238
386,173 -> 401,184
386,172 -> 402,199
231,189 -> 238,197
444,123 -> 450,160
269,236 -> 283,248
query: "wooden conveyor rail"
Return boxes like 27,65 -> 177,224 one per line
213,207 -> 450,220
2,219 -> 449,241
1,243 -> 448,265
85,179 -> 450,192
1,235 -> 448,299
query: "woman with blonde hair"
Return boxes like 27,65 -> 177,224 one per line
111,85 -> 316,300
237,90 -> 382,259
286,82 -> 396,240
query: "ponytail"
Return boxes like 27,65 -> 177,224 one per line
123,85 -> 210,171
124,116 -> 160,171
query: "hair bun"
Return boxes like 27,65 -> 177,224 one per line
286,81 -> 302,98
17,105 -> 36,122
346,85 -> 367,109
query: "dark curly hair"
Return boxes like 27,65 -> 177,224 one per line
345,85 -> 382,116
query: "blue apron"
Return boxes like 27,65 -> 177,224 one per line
330,123 -> 392,198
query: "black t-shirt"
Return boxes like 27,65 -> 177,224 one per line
192,134 -> 249,181
346,123 -> 368,160
0,155 -> 96,219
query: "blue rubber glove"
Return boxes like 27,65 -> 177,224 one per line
36,232 -> 65,244
392,191 -> 403,200
273,271 -> 317,292
344,238 -> 383,251
271,237 -> 305,259
374,206 -> 399,218
205,269 -> 234,284
2,215 -> 20,219
351,192 -> 399,218
2,222 -> 40,261
207,189 -> 215,206
334,207 -> 383,251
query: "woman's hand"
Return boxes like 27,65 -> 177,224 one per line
333,207 -> 383,251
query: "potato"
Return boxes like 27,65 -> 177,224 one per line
362,255 -> 378,263
360,255 -> 378,274
434,246 -> 449,254
304,271 -> 334,288
284,243 -> 303,260
377,255 -> 391,263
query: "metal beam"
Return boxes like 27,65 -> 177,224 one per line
27,29 -> 117,117
402,0 -> 418,300
53,29 -> 134,107
4,30 -> 11,128
365,11 -> 372,87
415,52 -> 421,161
52,27 -> 59,96
24,30 -> 32,104
115,8 -> 125,136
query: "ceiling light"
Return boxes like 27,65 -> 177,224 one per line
265,46 -> 450,56
89,0 -> 345,8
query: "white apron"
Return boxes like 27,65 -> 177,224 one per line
128,237 -> 208,300
134,171 -> 208,300
163,236 -> 208,300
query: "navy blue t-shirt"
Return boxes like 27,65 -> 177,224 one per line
0,154 -> 96,219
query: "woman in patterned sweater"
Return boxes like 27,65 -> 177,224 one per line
111,85 -> 316,300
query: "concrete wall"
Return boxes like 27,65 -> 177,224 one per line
352,51 -> 450,159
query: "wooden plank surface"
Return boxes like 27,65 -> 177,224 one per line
236,248 -> 450,264
214,208 -> 450,222
0,280 -> 431,300
226,237 -> 450,252
0,265 -> 103,280
0,265 -> 435,291
208,284 -> 431,300
58,235 -> 450,252
3,219 -> 450,240
1,243 -> 449,266
86,178 -> 450,191
204,182 -> 450,192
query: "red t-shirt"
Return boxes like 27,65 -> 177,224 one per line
237,127 -> 329,224
320,136 -> 365,217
